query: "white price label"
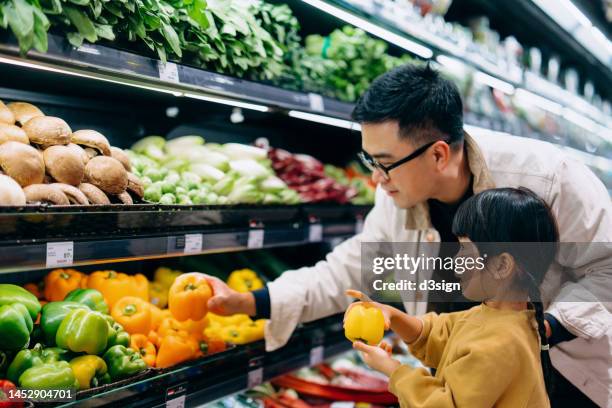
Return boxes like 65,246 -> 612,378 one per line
247,367 -> 263,388
166,396 -> 185,408
158,61 -> 180,83
310,346 -> 324,366
309,224 -> 323,242
248,229 -> 264,249
308,93 -> 325,112
355,218 -> 364,234
46,242 -> 74,268
184,234 -> 203,254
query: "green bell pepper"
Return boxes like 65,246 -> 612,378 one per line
56,309 -> 108,355
19,361 -> 79,390
0,284 -> 41,320
0,303 -> 33,351
103,316 -> 130,348
64,289 -> 109,314
6,343 -> 70,383
70,355 -> 111,390
103,345 -> 147,381
0,350 -> 11,378
40,301 -> 90,346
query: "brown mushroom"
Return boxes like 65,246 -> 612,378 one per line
84,156 -> 127,194
23,116 -> 72,147
23,184 -> 69,205
110,146 -> 131,171
51,183 -> 89,205
0,142 -> 45,187
0,101 -> 15,125
126,172 -> 144,198
0,123 -> 29,144
0,174 -> 26,205
7,102 -> 44,126
66,143 -> 89,165
43,145 -> 85,186
116,191 -> 133,205
78,183 -> 110,205
71,130 -> 111,156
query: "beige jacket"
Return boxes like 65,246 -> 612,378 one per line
265,132 -> 612,407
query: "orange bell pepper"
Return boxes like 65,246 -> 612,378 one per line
44,269 -> 85,301
150,304 -> 167,331
155,334 -> 199,369
87,271 -> 148,309
168,273 -> 212,321
24,282 -> 44,300
130,334 -> 157,367
148,330 -> 161,348
201,333 -> 227,355
157,317 -> 186,338
111,296 -> 152,335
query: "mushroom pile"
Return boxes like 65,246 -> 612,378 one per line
0,100 -> 144,206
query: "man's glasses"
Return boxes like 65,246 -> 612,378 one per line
358,140 -> 449,181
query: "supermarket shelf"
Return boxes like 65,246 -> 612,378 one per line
54,315 -> 349,408
302,0 -> 611,131
0,33 -> 354,119
0,204 -> 370,273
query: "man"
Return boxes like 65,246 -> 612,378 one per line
204,64 -> 612,407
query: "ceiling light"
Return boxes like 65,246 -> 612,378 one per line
288,110 -> 361,130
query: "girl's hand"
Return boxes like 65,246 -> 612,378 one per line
353,340 -> 401,377
344,290 -> 393,330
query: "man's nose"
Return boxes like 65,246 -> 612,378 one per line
371,168 -> 385,185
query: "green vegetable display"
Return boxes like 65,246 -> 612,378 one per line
40,301 -> 90,346
129,135 -> 300,205
19,361 -> 79,390
56,308 -> 109,355
64,288 -> 109,314
0,284 -> 41,320
0,303 -> 33,351
6,343 -> 70,383
103,345 -> 147,381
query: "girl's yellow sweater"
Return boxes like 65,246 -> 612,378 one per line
389,304 -> 550,408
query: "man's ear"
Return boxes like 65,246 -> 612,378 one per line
432,141 -> 451,170
489,253 -> 515,280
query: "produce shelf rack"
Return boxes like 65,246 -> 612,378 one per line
0,204 -> 370,273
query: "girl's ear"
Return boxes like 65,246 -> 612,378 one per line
489,253 -> 515,280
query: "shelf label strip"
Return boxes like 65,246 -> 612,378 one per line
184,234 -> 203,254
46,241 -> 74,268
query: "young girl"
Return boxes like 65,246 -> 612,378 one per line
347,187 -> 557,407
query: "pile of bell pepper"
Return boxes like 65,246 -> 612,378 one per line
0,283 -> 148,391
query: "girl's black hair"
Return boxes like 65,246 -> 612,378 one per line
452,187 -> 559,398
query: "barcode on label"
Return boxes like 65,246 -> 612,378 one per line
309,224 -> 323,242
184,234 -> 203,254
248,229 -> 264,249
158,61 -> 180,83
46,242 -> 74,268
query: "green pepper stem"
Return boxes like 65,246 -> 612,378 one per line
123,304 -> 137,316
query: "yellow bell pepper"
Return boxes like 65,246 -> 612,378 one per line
207,313 -> 250,326
227,269 -> 263,293
44,269 -> 86,301
344,304 -> 385,346
148,282 -> 168,308
153,267 -> 182,288
87,271 -> 148,309
69,355 -> 110,390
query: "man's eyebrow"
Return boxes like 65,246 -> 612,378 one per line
369,152 -> 394,159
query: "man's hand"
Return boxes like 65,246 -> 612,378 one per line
353,341 -> 400,377
204,275 -> 256,316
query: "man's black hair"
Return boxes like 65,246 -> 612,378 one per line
352,63 -> 464,146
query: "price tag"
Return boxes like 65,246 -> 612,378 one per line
158,61 -> 180,83
309,224 -> 323,242
46,242 -> 74,268
165,382 -> 187,408
308,93 -> 325,112
248,229 -> 264,249
247,367 -> 263,388
310,346 -> 324,366
184,234 -> 203,254
355,218 -> 364,234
